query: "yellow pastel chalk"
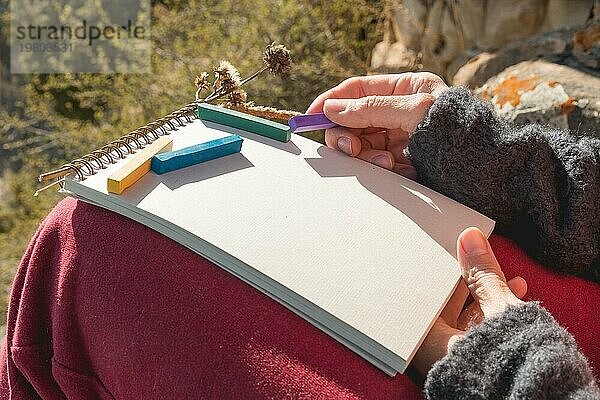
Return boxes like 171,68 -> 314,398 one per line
107,136 -> 173,194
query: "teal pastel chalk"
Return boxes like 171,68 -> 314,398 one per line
198,103 -> 291,143
151,135 -> 243,175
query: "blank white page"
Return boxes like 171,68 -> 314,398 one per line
65,117 -> 494,373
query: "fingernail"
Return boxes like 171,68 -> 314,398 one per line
324,99 -> 347,114
372,154 -> 392,169
460,229 -> 488,256
337,137 -> 352,154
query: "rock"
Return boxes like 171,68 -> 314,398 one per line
445,54 -> 471,83
452,52 -> 495,87
452,29 -> 572,88
370,42 -> 419,73
483,0 -> 547,49
480,76 -> 572,130
422,0 -> 460,68
573,23 -> 600,69
389,0 -> 427,49
543,0 -> 594,31
371,0 -> 595,81
476,60 -> 600,136
453,0 -> 486,49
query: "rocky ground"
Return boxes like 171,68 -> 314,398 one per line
372,0 -> 600,136
457,25 -> 600,136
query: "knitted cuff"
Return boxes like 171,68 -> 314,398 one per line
424,302 -> 598,400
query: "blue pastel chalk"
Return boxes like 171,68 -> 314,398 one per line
288,113 -> 339,133
151,135 -> 243,175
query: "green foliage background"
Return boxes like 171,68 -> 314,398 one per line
0,0 -> 384,329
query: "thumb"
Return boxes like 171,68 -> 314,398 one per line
456,276 -> 528,330
457,227 -> 523,318
323,93 -> 435,133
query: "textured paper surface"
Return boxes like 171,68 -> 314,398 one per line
65,118 -> 494,374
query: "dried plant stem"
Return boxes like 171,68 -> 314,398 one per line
202,89 -> 226,103
194,87 -> 204,101
203,65 -> 269,104
239,65 -> 269,86
228,104 -> 301,122
34,178 -> 64,196
39,166 -> 72,182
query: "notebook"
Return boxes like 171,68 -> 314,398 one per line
56,105 -> 494,376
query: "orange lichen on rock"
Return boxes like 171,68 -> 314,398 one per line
559,97 -> 577,115
573,24 -> 600,51
486,75 -> 540,107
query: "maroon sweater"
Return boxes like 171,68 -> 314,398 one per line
1,197 -> 599,399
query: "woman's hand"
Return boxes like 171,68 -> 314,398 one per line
411,227 -> 528,376
306,73 -> 448,179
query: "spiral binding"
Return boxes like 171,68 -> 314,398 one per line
38,102 -> 199,187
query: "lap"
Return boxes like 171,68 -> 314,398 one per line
3,198 -> 599,399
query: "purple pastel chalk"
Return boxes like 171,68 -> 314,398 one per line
288,113 -> 339,133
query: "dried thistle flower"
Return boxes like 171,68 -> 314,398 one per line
213,60 -> 242,92
194,72 -> 211,91
199,44 -> 293,104
263,42 -> 292,76
228,89 -> 247,106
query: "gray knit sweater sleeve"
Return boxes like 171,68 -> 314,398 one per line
406,87 -> 600,278
424,302 -> 600,399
